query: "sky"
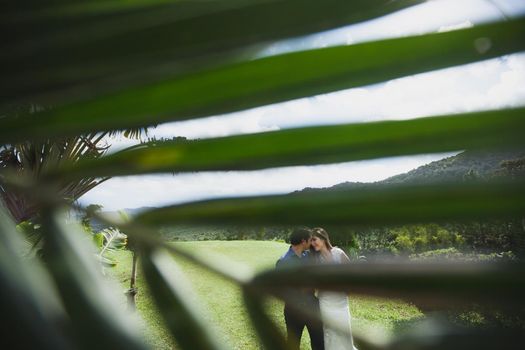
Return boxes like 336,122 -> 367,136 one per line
80,0 -> 525,211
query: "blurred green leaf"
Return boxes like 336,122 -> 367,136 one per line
140,247 -> 226,350
250,261 -> 525,307
3,17 -> 525,142
242,288 -> 290,350
42,211 -> 146,350
2,0 -> 423,108
0,206 -> 71,349
136,179 -> 525,227
55,107 -> 525,179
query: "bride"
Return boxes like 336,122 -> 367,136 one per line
310,227 -> 358,350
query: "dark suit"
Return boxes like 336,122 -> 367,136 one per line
276,248 -> 324,350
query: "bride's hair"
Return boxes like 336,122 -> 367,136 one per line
312,227 -> 333,250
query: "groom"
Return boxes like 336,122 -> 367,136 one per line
276,227 -> 324,350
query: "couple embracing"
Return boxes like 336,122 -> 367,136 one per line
276,227 -> 358,350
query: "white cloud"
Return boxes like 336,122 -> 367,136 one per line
487,54 -> 525,108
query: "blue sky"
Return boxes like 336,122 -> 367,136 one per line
80,0 -> 525,210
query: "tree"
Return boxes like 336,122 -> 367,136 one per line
0,133 -> 110,223
0,103 -> 148,224
81,204 -> 104,229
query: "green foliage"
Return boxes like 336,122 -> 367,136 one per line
409,248 -> 516,262
390,224 -> 465,254
449,219 -> 525,256
92,232 -> 104,249
82,204 -> 104,228
352,219 -> 525,258
160,225 -> 292,242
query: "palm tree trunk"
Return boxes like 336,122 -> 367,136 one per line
126,250 -> 138,311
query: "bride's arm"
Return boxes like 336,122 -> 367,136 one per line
338,247 -> 351,263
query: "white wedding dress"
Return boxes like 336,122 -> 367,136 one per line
318,247 -> 358,350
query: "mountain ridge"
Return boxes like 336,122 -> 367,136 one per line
298,149 -> 525,193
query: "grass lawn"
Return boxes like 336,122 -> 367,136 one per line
107,241 -> 424,349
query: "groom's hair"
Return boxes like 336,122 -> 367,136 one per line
289,227 -> 312,245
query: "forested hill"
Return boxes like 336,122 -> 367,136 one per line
300,149 -> 525,193
383,150 -> 525,184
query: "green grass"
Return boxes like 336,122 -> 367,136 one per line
107,240 -> 423,349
